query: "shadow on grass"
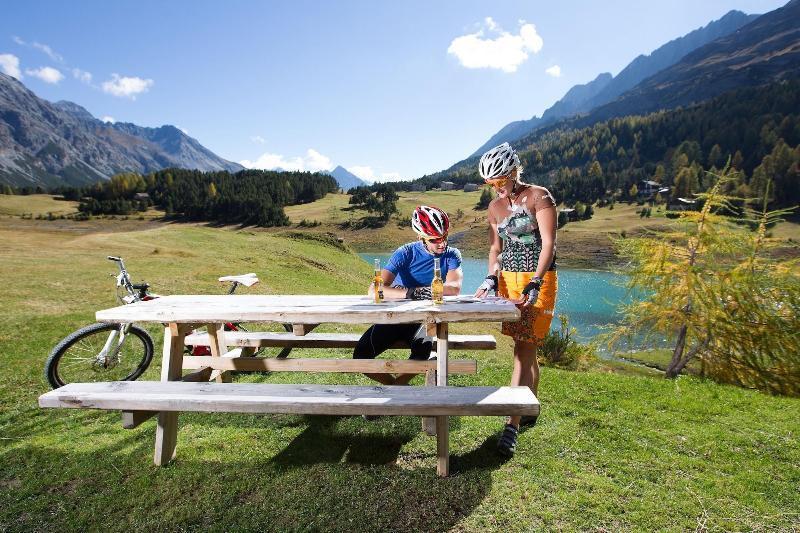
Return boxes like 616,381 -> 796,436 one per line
3,410 -> 497,531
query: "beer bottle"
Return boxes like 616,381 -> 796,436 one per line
431,257 -> 444,304
373,258 -> 384,303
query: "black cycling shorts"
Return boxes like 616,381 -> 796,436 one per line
353,323 -> 433,361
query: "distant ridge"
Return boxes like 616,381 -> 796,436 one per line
327,165 -> 366,190
468,9 -> 758,159
0,72 -> 243,188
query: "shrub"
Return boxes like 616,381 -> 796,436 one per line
538,315 -> 596,370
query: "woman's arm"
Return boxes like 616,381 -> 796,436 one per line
533,207 -> 556,280
475,206 -> 502,297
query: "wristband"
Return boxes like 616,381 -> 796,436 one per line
478,275 -> 498,293
521,277 -> 542,296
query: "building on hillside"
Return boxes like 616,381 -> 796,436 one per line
559,207 -> 577,221
638,180 -> 662,196
440,181 -> 456,191
133,192 -> 150,201
669,197 -> 698,211
463,183 -> 479,192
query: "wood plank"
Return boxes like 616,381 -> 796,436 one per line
292,323 -> 319,336
437,416 -> 449,477
154,323 -> 191,466
181,357 -> 477,374
436,322 -> 449,477
182,367 -> 213,382
207,323 -> 231,384
183,332 -> 496,350
122,410 -> 156,429
95,295 -> 520,325
38,382 -> 540,417
422,369 -> 437,436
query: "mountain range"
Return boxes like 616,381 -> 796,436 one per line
326,165 -> 366,190
469,9 -> 759,158
436,0 -> 800,180
0,72 -> 243,188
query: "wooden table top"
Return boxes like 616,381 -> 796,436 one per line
95,294 -> 520,324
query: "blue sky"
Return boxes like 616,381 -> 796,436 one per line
0,0 -> 788,181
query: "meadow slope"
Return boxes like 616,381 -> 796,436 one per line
0,218 -> 798,531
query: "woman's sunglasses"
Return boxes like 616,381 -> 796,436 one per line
484,176 -> 510,187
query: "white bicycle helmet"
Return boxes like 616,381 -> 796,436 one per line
479,142 -> 520,181
411,205 -> 450,239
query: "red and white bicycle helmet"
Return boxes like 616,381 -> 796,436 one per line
411,205 -> 450,239
479,142 -> 520,181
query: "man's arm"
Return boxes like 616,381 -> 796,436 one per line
443,267 -> 463,296
366,269 -> 408,300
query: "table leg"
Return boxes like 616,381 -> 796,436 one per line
154,323 -> 190,466
207,323 -> 231,383
422,369 -> 437,436
436,322 -> 449,477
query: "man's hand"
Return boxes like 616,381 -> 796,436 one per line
474,275 -> 498,298
519,277 -> 542,307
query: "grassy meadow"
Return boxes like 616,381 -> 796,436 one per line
1,202 -> 799,531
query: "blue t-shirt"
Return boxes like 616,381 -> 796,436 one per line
385,241 -> 462,288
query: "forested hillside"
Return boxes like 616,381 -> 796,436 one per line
64,168 -> 339,227
409,80 -> 800,209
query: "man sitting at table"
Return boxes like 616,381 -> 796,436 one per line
355,205 -> 463,386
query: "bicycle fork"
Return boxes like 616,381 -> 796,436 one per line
94,323 -> 131,370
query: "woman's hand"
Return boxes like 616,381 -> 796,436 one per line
474,275 -> 498,298
518,277 -> 542,307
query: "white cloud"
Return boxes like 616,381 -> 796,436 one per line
25,66 -> 63,84
72,68 -> 92,84
250,135 -> 266,144
448,18 -> 543,73
101,73 -> 154,99
0,53 -> 22,79
545,65 -> 562,77
11,37 -> 63,62
348,166 -> 375,181
240,148 -> 334,173
347,166 -> 403,183
101,116 -> 116,123
32,42 -> 63,62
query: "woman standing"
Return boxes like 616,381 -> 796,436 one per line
473,142 -> 558,457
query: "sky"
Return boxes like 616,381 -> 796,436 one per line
0,0 -> 789,182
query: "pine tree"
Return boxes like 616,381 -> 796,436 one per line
606,168 -> 799,394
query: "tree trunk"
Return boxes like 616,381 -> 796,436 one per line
665,325 -> 688,378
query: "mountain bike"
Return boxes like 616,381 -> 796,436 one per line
44,256 -> 292,389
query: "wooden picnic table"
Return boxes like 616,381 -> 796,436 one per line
92,294 -> 522,476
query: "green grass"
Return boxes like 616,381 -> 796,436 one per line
0,193 -> 79,216
1,216 -> 799,531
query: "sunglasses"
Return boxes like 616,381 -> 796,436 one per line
484,176 -> 510,187
423,235 -> 448,245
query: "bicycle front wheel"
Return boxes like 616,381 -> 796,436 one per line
45,322 -> 155,389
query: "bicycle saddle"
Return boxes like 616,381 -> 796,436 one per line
218,273 -> 259,287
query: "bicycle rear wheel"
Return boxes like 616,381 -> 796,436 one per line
45,322 -> 155,389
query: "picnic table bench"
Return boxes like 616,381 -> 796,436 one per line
38,294 -> 537,476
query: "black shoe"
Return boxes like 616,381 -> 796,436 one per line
497,423 -> 519,457
520,415 -> 538,428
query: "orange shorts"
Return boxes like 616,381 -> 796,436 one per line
499,270 -> 557,345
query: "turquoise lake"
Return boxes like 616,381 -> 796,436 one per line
359,253 -> 643,347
